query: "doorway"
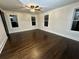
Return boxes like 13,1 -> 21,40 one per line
0,10 -> 9,37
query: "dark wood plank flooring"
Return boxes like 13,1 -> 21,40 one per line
0,29 -> 79,59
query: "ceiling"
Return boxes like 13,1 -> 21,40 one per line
0,0 -> 79,13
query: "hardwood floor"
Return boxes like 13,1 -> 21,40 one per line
0,29 -> 79,59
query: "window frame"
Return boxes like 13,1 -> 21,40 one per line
31,16 -> 36,26
44,15 -> 49,27
10,15 -> 19,28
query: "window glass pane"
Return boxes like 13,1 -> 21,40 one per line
32,22 -> 36,25
45,15 -> 48,21
71,21 -> 79,31
44,22 -> 48,26
32,17 -> 35,22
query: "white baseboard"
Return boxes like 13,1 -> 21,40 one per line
9,28 -> 37,34
40,29 -> 79,41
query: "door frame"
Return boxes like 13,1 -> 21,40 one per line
0,10 -> 9,37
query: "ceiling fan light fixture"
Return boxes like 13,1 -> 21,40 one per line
30,9 -> 35,12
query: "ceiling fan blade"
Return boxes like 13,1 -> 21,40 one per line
25,5 -> 30,8
12,7 -> 27,11
15,4 -> 25,8
16,4 -> 30,9
35,9 -> 41,11
35,6 -> 39,8
24,5 -> 31,9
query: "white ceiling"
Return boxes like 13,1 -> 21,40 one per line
0,0 -> 79,13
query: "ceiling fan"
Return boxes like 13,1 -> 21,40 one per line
23,4 -> 42,12
14,0 -> 44,12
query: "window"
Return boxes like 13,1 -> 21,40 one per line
71,9 -> 79,31
31,16 -> 36,26
44,15 -> 49,27
10,15 -> 19,28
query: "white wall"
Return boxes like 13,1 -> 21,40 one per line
4,11 -> 38,33
38,2 -> 79,41
0,15 -> 7,53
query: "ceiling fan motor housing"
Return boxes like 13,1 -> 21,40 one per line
30,5 -> 39,9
